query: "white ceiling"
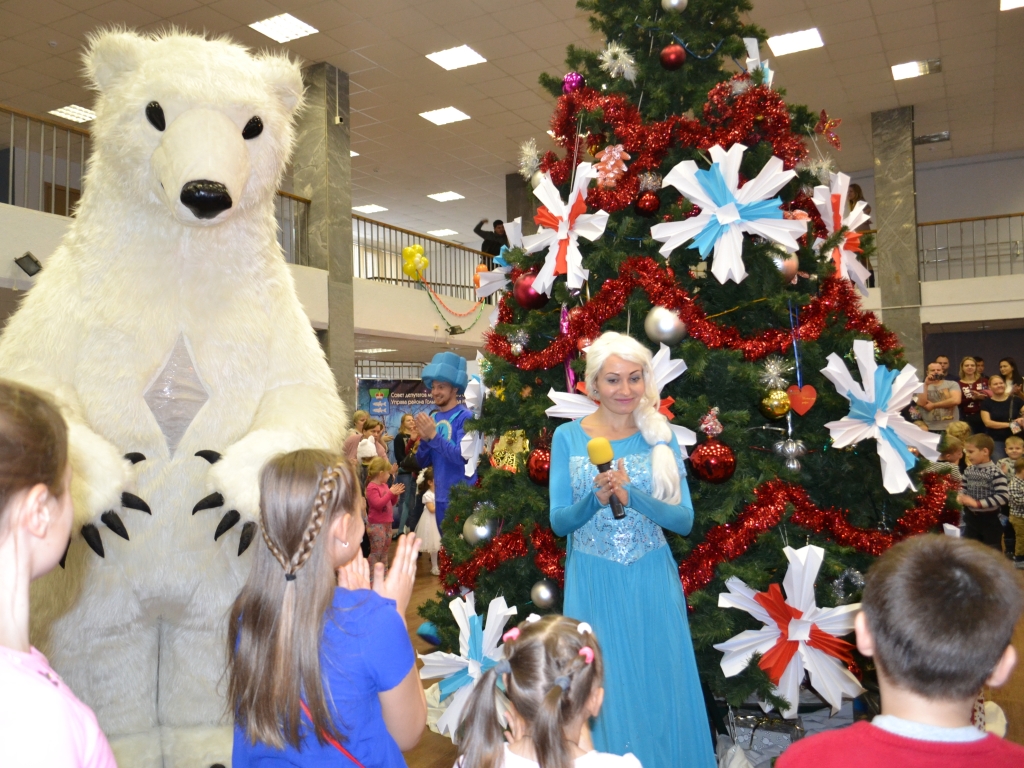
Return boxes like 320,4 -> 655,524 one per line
1,0 -> 1023,247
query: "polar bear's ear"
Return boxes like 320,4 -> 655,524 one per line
255,54 -> 304,115
85,29 -> 147,92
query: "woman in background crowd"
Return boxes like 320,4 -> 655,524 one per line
392,414 -> 419,535
347,410 -> 368,439
958,356 -> 988,434
980,374 -> 1024,460
999,358 -> 1023,398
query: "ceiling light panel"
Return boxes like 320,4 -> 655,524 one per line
766,28 -> 824,57
249,14 -> 318,43
426,45 -> 487,71
350,150 -> 359,157
427,191 -> 465,202
49,105 -> 95,123
356,348 -> 398,354
353,204 -> 388,213
892,59 -> 941,81
428,229 -> 459,237
1001,0 -> 1024,9
420,107 -> 471,126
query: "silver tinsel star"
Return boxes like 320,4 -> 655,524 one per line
759,355 -> 794,390
798,155 -> 836,186
598,42 -> 638,84
518,138 -> 540,181
830,567 -> 865,604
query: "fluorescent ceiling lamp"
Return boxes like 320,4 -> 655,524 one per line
350,150 -> 359,157
1001,0 -> 1024,9
49,104 -> 95,123
356,348 -> 397,354
766,28 -> 824,57
891,59 -> 941,80
428,229 -> 459,237
420,107 -> 470,126
249,14 -> 318,43
426,45 -> 487,71
353,204 -> 387,213
427,191 -> 464,202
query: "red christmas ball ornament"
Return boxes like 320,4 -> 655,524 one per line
527,446 -> 551,485
660,44 -> 686,71
513,272 -> 549,310
636,191 -> 660,216
689,438 -> 736,484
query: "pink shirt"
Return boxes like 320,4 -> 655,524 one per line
0,645 -> 117,768
365,482 -> 395,525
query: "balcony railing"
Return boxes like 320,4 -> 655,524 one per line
918,212 -> 1024,282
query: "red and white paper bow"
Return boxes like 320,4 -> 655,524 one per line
522,163 -> 609,295
812,172 -> 871,296
714,545 -> 864,719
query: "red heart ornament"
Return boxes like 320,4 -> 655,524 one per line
787,384 -> 817,416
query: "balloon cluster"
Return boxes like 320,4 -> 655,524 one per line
402,244 -> 429,279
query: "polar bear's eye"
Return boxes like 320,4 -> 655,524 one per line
146,102 -> 165,132
242,117 -> 263,140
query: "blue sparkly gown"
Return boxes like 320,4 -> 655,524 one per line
549,419 -> 716,768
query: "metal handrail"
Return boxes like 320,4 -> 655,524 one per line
917,212 -> 1024,282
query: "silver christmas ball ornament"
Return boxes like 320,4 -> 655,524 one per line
773,438 -> 807,471
530,170 -> 545,189
530,579 -> 559,609
463,514 -> 498,546
661,0 -> 688,11
644,305 -> 688,346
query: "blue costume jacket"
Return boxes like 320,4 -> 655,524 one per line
416,403 -> 476,523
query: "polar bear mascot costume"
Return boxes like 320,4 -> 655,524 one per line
0,29 -> 347,767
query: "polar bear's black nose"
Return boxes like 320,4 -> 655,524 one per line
180,180 -> 232,219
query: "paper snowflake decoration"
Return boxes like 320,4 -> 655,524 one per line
518,138 -> 540,181
812,172 -> 872,296
598,42 -> 638,83
460,356 -> 491,477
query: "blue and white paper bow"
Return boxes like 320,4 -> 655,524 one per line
743,37 -> 774,87
460,357 -> 490,477
477,218 -> 524,299
419,592 -> 517,741
821,340 -> 939,493
650,144 -> 806,284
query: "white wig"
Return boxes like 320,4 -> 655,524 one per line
584,331 -> 681,504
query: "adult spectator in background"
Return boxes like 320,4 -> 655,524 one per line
976,356 -> 986,378
848,184 -> 873,287
343,417 -> 387,463
935,355 -> 955,381
347,409 -> 368,439
958,356 -> 989,434
999,357 -> 1024,397
916,361 -> 961,432
392,413 -> 420,535
473,219 -> 508,257
980,374 -> 1024,460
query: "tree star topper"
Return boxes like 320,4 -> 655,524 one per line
714,545 -> 865,719
812,172 -> 871,296
649,144 -> 807,284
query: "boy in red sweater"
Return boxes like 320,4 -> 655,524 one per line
778,535 -> 1023,768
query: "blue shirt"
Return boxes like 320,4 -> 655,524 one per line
232,589 -> 415,767
415,403 -> 476,505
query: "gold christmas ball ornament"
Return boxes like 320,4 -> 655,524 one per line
759,389 -> 791,420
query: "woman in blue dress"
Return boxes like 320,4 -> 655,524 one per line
549,331 -> 715,768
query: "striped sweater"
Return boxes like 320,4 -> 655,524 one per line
962,461 -> 1009,513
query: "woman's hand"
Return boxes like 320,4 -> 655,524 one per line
373,533 -> 422,618
337,549 -> 372,591
390,483 -> 406,496
594,459 -> 630,507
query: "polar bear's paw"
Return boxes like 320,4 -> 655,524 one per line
74,458 -> 153,561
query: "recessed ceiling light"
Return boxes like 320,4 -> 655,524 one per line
419,107 -> 470,126
1001,0 -> 1024,9
49,104 -> 95,123
426,45 -> 487,71
428,229 -> 459,237
356,347 -> 398,354
427,191 -> 465,202
350,150 -> 359,157
353,204 -> 387,214
891,59 -> 941,81
249,14 -> 318,43
766,28 -> 824,57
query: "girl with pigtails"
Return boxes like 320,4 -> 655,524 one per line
457,614 -> 637,768
547,332 -> 715,768
227,450 -> 425,767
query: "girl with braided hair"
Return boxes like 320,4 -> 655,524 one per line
227,450 -> 425,767
457,614 -> 638,768
548,332 -> 714,768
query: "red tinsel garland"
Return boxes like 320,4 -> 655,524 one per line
487,257 -> 898,369
440,473 -> 959,599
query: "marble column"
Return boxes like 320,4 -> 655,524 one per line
871,106 -> 923,371
505,173 -> 537,236
293,63 -> 355,408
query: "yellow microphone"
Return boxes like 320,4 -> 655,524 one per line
587,437 -> 625,519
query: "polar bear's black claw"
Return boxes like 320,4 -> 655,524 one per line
238,522 -> 257,556
192,492 -> 224,515
121,491 -> 151,514
196,450 -> 222,464
59,539 -> 71,569
124,452 -> 146,464
214,510 -> 241,541
101,511 -> 129,541
81,524 -> 104,558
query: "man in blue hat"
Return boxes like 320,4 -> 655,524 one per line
414,351 -> 477,528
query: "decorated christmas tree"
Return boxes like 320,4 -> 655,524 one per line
420,0 -> 959,719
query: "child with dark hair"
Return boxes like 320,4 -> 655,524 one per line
0,380 -> 117,767
456,614 -> 639,768
778,535 -> 1024,768
958,434 -> 1009,550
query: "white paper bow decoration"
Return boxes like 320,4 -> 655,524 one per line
821,340 -> 939,494
743,37 -> 773,87
522,163 -> 609,295
714,545 -> 864,719
544,344 -> 696,456
812,172 -> 871,296
477,218 -> 524,299
650,144 -> 807,285
419,592 -> 517,742
460,358 -> 490,477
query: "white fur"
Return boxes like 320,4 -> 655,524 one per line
0,30 -> 346,767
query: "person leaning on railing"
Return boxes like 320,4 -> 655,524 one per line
473,219 -> 508,257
